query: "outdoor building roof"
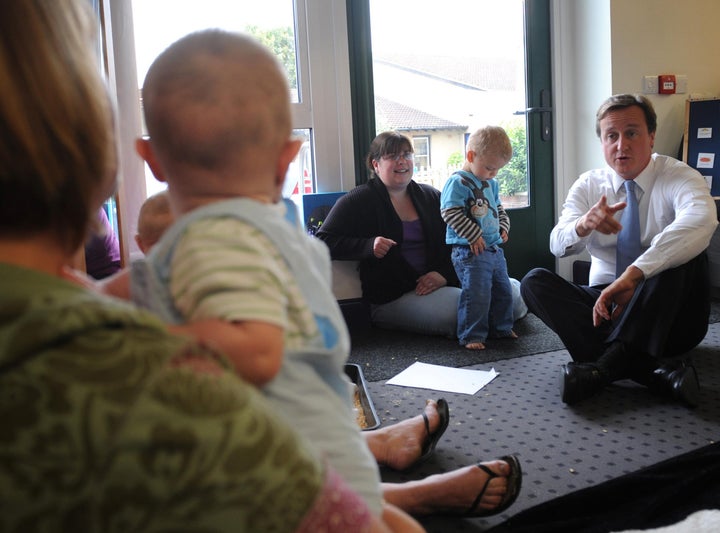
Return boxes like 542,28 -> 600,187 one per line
375,54 -> 518,92
375,95 -> 467,131
372,53 -> 520,131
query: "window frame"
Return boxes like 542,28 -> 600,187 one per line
103,0 -> 355,260
412,135 -> 430,172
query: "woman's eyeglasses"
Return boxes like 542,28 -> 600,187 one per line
381,151 -> 414,161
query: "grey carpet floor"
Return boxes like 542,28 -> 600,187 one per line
349,302 -> 720,382
355,306 -> 720,532
349,313 -> 564,382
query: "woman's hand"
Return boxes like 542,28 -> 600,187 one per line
373,236 -> 397,258
61,266 -> 132,299
61,265 -> 100,290
415,271 -> 447,295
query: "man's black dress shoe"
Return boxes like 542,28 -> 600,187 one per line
560,362 -> 607,405
645,360 -> 700,407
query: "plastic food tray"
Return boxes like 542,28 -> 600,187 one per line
344,363 -> 381,431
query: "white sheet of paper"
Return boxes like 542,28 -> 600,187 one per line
386,362 -> 499,395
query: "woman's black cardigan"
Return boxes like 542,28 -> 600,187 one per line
316,178 -> 459,304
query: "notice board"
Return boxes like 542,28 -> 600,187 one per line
683,98 -> 720,197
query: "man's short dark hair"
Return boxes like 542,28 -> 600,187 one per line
595,94 -> 657,137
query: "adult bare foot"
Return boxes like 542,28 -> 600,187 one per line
382,457 -> 522,517
466,342 -> 485,350
366,399 -> 448,471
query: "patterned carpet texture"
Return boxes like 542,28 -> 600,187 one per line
350,300 -> 720,382
353,300 -> 720,532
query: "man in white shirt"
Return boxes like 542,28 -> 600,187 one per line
521,94 -> 718,406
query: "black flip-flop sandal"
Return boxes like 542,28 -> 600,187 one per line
419,398 -> 450,462
467,454 -> 522,517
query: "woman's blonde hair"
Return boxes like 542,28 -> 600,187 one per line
0,0 -> 116,253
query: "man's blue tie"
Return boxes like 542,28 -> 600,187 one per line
616,180 -> 641,277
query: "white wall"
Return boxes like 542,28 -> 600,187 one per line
551,0 -> 720,279
551,0 -> 612,278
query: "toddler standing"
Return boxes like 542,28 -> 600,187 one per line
440,126 -> 518,350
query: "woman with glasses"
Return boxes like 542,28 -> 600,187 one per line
319,130 -> 527,337
318,131 -> 462,337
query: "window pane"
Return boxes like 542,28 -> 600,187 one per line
412,136 -> 431,185
130,0 -> 300,195
132,0 -> 297,99
413,136 -> 429,165
370,0 -> 528,208
283,128 -> 315,199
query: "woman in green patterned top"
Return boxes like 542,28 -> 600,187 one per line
0,2 -> 423,532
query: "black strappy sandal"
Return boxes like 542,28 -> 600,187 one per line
467,454 -> 522,517
418,398 -> 450,462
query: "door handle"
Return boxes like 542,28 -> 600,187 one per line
514,89 -> 552,141
514,107 -> 552,114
